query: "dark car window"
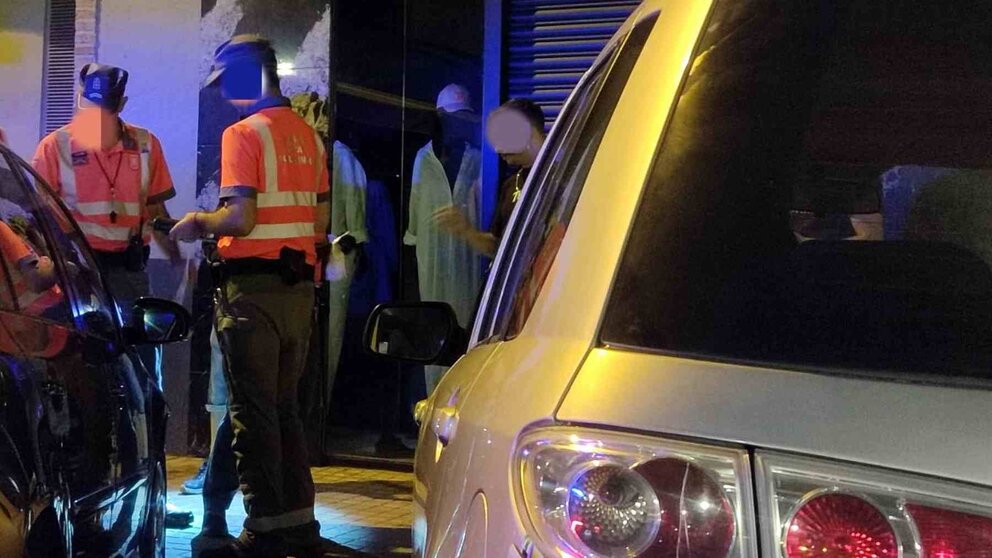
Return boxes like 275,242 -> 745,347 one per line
602,0 -> 992,383
0,157 -> 25,311
480,13 -> 657,341
5,153 -> 116,335
0,152 -> 71,323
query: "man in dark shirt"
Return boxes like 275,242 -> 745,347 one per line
434,99 -> 546,257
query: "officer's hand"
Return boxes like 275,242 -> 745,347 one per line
169,212 -> 202,243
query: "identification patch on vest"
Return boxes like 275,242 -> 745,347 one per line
129,154 -> 140,170
71,151 -> 89,166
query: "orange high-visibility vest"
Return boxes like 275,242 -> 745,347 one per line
216,106 -> 329,266
33,122 -> 174,253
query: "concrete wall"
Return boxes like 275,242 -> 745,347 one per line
97,0 -> 202,453
0,0 -> 45,159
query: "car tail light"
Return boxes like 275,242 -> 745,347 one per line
784,493 -> 897,558
757,452 -> 992,558
514,427 -> 757,558
903,504 -> 992,558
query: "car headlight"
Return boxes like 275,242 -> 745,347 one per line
514,427 -> 757,558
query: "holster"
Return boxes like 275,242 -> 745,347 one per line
279,247 -> 307,286
124,236 -> 149,272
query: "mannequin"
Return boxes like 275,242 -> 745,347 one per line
404,84 -> 483,394
325,141 -> 369,407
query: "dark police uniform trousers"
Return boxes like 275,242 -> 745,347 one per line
209,271 -> 316,534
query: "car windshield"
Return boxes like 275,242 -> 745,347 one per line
602,0 -> 992,384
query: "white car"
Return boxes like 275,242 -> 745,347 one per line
367,0 -> 992,556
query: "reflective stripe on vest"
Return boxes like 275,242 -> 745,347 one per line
75,200 -> 142,217
133,126 -> 151,203
256,191 -> 317,208
246,118 -> 279,194
77,221 -> 133,241
54,129 -> 77,208
241,222 -> 314,240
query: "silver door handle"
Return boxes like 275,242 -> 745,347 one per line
431,406 -> 459,446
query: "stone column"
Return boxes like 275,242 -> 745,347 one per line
75,0 -> 99,75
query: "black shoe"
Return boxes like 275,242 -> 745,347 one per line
191,532 -> 237,558
199,530 -> 287,558
165,502 -> 195,529
282,523 -> 351,558
285,537 -> 354,558
182,460 -> 209,495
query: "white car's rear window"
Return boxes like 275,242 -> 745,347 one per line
602,0 -> 992,384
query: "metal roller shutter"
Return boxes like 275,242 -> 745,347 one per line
43,0 -> 77,134
506,0 -> 640,127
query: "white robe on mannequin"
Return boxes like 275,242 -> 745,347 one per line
326,141 -> 368,401
405,141 -> 482,394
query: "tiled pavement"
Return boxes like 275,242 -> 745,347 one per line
164,456 -> 414,557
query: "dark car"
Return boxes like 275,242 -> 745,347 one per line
0,142 -> 189,557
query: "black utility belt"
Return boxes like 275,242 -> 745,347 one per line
95,245 -> 150,272
218,256 -> 314,286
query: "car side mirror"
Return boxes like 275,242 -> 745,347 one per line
125,297 -> 191,345
363,302 -> 460,364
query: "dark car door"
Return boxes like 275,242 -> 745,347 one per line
0,147 -> 151,556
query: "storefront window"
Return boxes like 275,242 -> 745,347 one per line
324,0 -> 484,458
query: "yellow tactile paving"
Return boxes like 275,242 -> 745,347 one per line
164,456 -> 413,557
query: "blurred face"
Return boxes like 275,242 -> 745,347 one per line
72,94 -> 125,150
220,62 -> 268,108
487,107 -> 543,168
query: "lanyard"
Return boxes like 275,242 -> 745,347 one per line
93,147 -> 125,224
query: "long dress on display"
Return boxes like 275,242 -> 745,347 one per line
405,141 -> 482,394
326,141 -> 369,403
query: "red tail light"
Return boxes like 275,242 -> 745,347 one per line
759,453 -> 992,558
635,458 -> 735,558
784,494 -> 897,558
905,504 -> 992,558
514,433 -> 992,558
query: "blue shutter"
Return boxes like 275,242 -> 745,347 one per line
506,0 -> 640,127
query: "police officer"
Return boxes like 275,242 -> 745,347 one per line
170,35 -> 331,558
32,63 -> 182,368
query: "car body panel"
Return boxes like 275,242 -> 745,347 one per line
0,143 -> 168,556
414,341 -> 499,555
558,348 -> 992,487
420,336 -> 594,557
